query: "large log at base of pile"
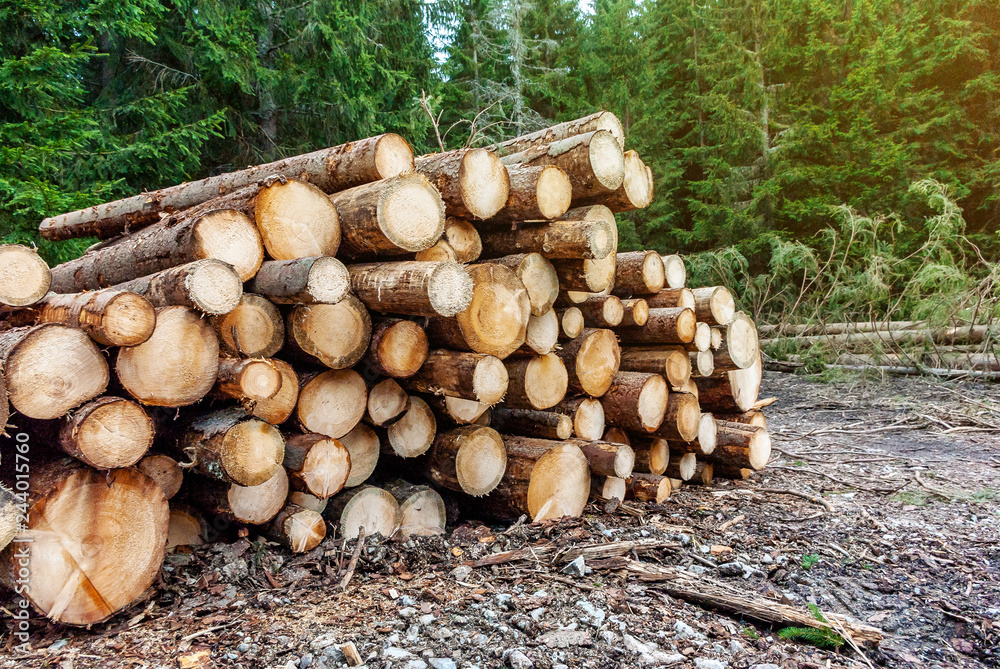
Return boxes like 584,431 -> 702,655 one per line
522,309 -> 559,355
117,306 -> 219,407
285,296 -> 372,369
365,319 -> 430,378
502,353 -> 569,410
711,421 -> 772,470
423,425 -> 507,496
616,307 -> 697,345
0,244 -> 50,306
415,148 -> 511,220
551,253 -> 616,293
695,354 -> 762,413
630,436 -> 670,475
38,134 -> 413,241
405,350 -> 509,405
480,440 -> 591,522
647,287 -> 695,310
214,358 -> 282,403
503,435 -> 634,479
551,396 -> 605,441
711,313 -> 760,371
266,503 -> 327,553
575,150 -> 654,212
211,294 -> 284,358
108,259 -> 243,315
494,165 -> 573,222
667,413 -> 718,455
0,460 -> 168,626
600,371 -> 669,433
250,360 -> 299,425
555,328 -> 621,397
427,264 -> 531,359
487,253 -> 559,316
387,482 -> 447,537
49,209 -> 264,293
647,392 -> 701,442
297,370 -> 367,440
330,173 -> 446,258
612,251 -> 666,296
490,407 -> 574,440
691,287 -> 736,326
248,257 -> 350,305
282,433 -> 351,500
176,407 -> 285,487
478,219 -> 615,260
187,466 -> 289,526
136,454 -> 184,500
627,473 -> 671,503
499,130 -> 626,200
0,324 -> 108,419
493,111 -> 624,155
348,261 -> 473,318
8,290 -> 156,347
324,485 -> 400,540
59,397 -> 154,469
384,396 -> 437,458
341,423 -> 380,487
619,346 -> 692,389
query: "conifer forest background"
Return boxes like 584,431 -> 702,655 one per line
2,0 -> 998,330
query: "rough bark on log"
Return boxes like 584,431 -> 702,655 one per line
661,255 -> 686,289
695,354 -> 762,413
647,287 -> 695,310
323,486 -> 400,540
620,298 -> 649,327
689,460 -> 714,486
627,473 -> 671,503
211,293 -> 284,358
405,350 -> 509,405
619,346 -> 691,389
648,392 -> 701,442
555,328 -> 621,397
10,290 -> 156,347
364,319 -> 430,378
616,307 -> 697,345
0,244 -> 50,306
58,396 -> 153,469
386,482 -> 447,537
297,369 -> 368,439
574,150 -> 653,212
493,164 -> 572,221
267,503 -> 326,552
612,251 -> 666,296
665,452 -> 697,481
493,112 -> 624,154
714,410 -> 767,428
711,421 -> 771,470
479,219 -> 615,260
712,313 -> 760,371
502,436 -> 633,479
692,286 -> 736,326
601,371 -> 669,433
560,295 -> 623,328
108,259 -> 243,315
502,353 -> 569,410
481,441 -> 591,522
592,476 -> 627,502
177,407 -> 285,486
551,252 -> 616,293
490,407 -> 574,440
285,296 -> 371,369
348,261 -> 473,318
0,324 -> 108,419
667,412 -> 718,455
341,423 -> 380,487
487,253 -> 559,316
283,433 -> 351,499
423,425 -> 507,496
416,148 -> 510,220
499,131 -> 625,200
249,256 -> 350,304
188,467 -> 289,527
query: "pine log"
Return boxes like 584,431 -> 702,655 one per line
711,327 -> 723,350
627,473 -> 671,503
688,461 -> 714,486
522,309 -> 559,355
177,407 -> 285,486
58,397 -> 153,469
493,112 -> 624,154
108,259 -> 243,315
416,148 -> 510,220
487,253 -> 559,316
348,261 -> 473,318
0,324 -> 108,419
620,346 -> 691,388
592,476 -> 627,502
283,433 -> 351,499
427,263 -> 530,359
494,164 -> 572,221
714,410 -> 767,428
324,486 -> 400,540
601,371 -> 669,433
267,503 -> 326,552
364,319 -> 430,378
551,253 -> 616,293
616,307 -> 697,345
555,328 -> 621,397
188,467 -> 289,525
713,312 -> 760,370
647,287 -> 695,310
232,179 -> 343,260
692,322 -> 712,353
648,392 -> 701,442
560,307 -> 585,339
297,369 -> 368,439
620,298 -> 649,327
367,378 -> 411,426
250,359 -> 299,425
612,251 -> 666,296
405,350 -> 509,405
443,217 -> 483,262
0,245 -> 50,307
665,412 -> 719,455
550,397 -> 605,441
386,482 -> 447,537
423,425 -> 507,496
603,426 -> 631,447
331,173 -> 446,258
693,350 -> 715,377
502,353 -> 568,409
136,454 -> 184,500
695,354 -> 762,413
285,296 -> 372,369
669,478 -> 684,491
0,461 -> 168,625
426,395 -> 491,425
499,130 -> 625,199
211,293 -> 284,358
481,441 -> 591,522
215,358 -> 282,402
490,407 -> 574,440
560,295 -> 623,328
249,256 -> 350,304
504,435 -> 633,479
385,396 -> 436,457
478,219 -> 615,260
341,423 -> 380,487
38,135 -> 412,241
692,286 -> 736,326
665,452 -> 697,481
711,421 -> 771,470
575,149 -> 653,211
630,436 -> 670,476
661,254 -> 686,289
21,290 -> 156,347
48,209 -> 263,293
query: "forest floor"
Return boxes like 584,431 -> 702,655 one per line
3,371 -> 999,669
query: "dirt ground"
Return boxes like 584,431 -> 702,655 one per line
2,371 -> 999,669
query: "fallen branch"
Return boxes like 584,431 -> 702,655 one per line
461,538 -> 677,568
755,488 -> 834,512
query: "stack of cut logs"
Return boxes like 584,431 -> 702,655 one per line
0,112 -> 767,627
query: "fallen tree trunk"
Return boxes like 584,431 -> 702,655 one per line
423,425 -> 507,496
712,313 -> 760,371
693,350 -> 715,377
560,307 -> 585,339
416,148 -> 510,220
177,407 -> 285,486
211,293 -> 284,358
592,475 -> 627,502
283,433 -> 351,499
763,325 -> 997,348
0,244 -> 50,306
758,320 -> 926,337
612,251 -> 666,296
665,452 -> 697,481
348,261 -> 473,318
478,219 -> 615,260
574,150 -> 654,212
493,165 -> 573,221
502,353 -> 569,410
108,259 -> 243,315
58,396 -> 154,469
285,296 -> 371,369
249,256 -> 350,304
405,350 -> 509,405
493,112 -> 624,155
554,328 -> 621,397
600,371 -> 669,433
364,319 -> 430,378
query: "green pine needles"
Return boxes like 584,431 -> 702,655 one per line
777,604 -> 846,650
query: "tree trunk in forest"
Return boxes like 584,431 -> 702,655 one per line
661,255 -> 686,289
559,295 -> 623,328
490,407 -> 574,440
441,217 -> 482,263
341,423 -> 380,487
559,307 -> 584,340
648,392 -> 701,442
713,313 -> 759,370
692,287 -> 736,326
187,467 -> 288,526
711,421 -> 771,470
620,298 -> 649,327
630,436 -> 670,476
384,396 -> 436,458
480,441 -> 590,522
550,396 -> 605,441
627,473 -> 671,503
647,288 -> 695,310
522,308 -> 559,355
551,252 -> 616,293
366,378 -> 410,427
136,454 -> 184,500
694,354 -> 762,413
